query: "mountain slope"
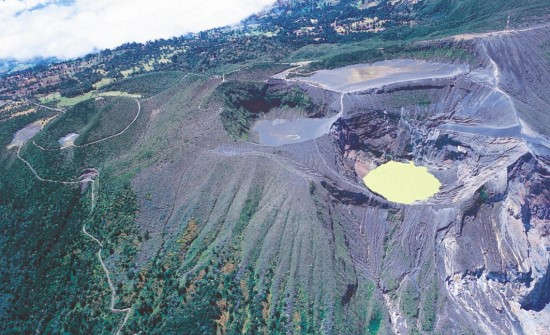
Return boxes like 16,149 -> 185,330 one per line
1,1 -> 550,334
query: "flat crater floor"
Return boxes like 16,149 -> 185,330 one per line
363,161 -> 441,204
252,114 -> 339,146
299,59 -> 467,92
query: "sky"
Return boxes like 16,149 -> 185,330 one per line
0,0 -> 276,60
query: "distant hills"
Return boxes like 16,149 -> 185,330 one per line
0,57 -> 58,76
2,0 -> 550,334
2,0 -> 549,78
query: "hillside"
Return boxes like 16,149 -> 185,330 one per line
1,1 -> 550,334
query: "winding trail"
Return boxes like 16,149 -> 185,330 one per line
72,99 -> 141,148
443,43 -> 550,155
483,44 -> 550,149
31,102 -> 65,113
20,154 -> 133,335
452,23 -> 550,41
20,72 -> 226,334
11,71 -> 227,334
210,146 -> 320,180
82,222 -> 133,335
19,146 -> 133,335
483,44 -> 521,125
16,146 -> 80,185
12,97 -> 143,334
82,224 -> 102,247
32,98 -> 141,151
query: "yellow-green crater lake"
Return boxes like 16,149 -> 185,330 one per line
363,161 -> 441,204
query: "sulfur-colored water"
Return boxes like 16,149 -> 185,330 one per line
363,161 -> 441,204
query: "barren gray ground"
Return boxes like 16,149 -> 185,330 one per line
194,26 -> 550,334
7,24 -> 550,335
285,59 -> 468,93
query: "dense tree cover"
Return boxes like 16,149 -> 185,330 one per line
100,71 -> 184,98
0,142 -> 141,334
6,0 -> 549,101
305,41 -> 476,72
0,97 -> 144,334
119,189 -> 320,335
34,68 -> 102,97
2,0 -> 550,333
0,91 -> 329,334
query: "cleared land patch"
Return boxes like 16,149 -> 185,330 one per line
39,91 -> 141,108
363,161 -> 441,204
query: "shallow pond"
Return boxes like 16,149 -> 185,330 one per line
363,161 -> 441,204
252,113 -> 340,146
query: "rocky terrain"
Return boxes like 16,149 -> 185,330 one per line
206,25 -> 550,334
1,1 -> 550,335
125,24 -> 550,334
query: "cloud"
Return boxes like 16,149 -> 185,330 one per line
0,0 -> 275,60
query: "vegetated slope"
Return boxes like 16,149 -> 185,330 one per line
3,0 -> 550,98
1,1 -> 550,335
0,57 -> 57,76
0,96 -> 148,334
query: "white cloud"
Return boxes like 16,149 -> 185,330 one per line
0,0 -> 275,60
